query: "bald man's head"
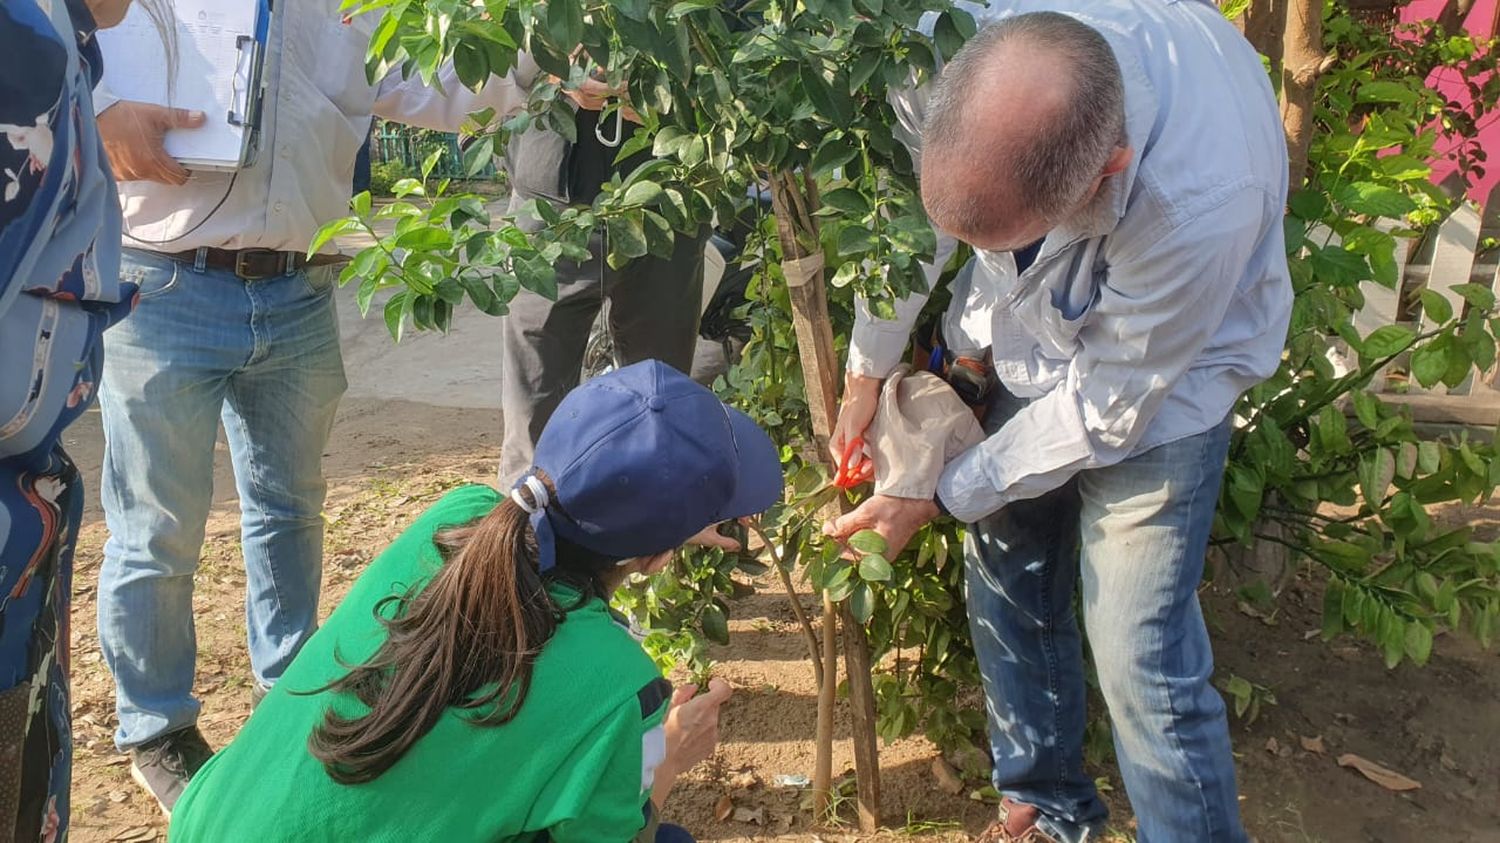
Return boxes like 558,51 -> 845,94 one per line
921,13 -> 1129,251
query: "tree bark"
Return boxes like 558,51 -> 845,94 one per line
769,171 -> 881,832
1281,0 -> 1324,190
1241,0 -> 1287,77
1435,0 -> 1477,34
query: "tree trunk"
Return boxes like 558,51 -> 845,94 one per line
1241,0 -> 1287,77
1435,0 -> 1477,34
1281,0 -> 1324,190
769,171 -> 882,832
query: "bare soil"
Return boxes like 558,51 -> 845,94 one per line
60,399 -> 1500,843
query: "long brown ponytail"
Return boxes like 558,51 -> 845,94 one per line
307,490 -> 611,783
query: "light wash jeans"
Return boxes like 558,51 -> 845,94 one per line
966,389 -> 1246,843
97,248 -> 346,750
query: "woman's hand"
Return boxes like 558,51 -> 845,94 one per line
685,521 -> 745,552
653,679 -> 734,806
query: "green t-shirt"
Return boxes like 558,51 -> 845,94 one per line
169,485 -> 670,843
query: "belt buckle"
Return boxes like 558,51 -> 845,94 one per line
234,249 -> 282,280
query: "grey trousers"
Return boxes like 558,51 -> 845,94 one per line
499,226 -> 707,486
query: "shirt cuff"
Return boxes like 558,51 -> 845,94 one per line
936,448 -> 1008,524
92,86 -> 119,117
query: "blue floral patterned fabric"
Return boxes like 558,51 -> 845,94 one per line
0,1 -> 134,839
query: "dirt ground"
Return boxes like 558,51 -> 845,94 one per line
57,391 -> 1500,842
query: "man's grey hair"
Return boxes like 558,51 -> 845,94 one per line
922,12 -> 1126,231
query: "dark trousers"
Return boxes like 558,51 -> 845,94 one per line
498,225 -> 706,486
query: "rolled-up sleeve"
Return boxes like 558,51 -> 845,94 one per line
936,186 -> 1269,522
373,53 -> 535,133
848,75 -> 956,378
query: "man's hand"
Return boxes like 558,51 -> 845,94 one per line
830,372 -> 882,467
823,495 -> 939,558
653,678 -> 733,806
98,101 -> 205,185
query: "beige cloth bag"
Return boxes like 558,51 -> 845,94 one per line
867,365 -> 987,500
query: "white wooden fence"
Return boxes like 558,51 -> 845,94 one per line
1348,195 -> 1500,425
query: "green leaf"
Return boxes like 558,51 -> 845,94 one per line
383,290 -> 408,341
546,0 -> 584,48
606,212 -> 649,264
1397,442 -> 1419,479
667,0 -> 719,16
811,134 -> 860,179
641,210 -> 675,259
1451,282 -> 1497,311
514,253 -> 558,300
308,217 -> 355,257
1362,324 -> 1417,359
1352,390 -> 1381,429
1309,245 -> 1370,285
859,553 -> 893,582
1357,80 -> 1420,106
1316,404 -> 1352,454
837,224 -> 876,257
1421,289 -> 1454,324
1418,441 -> 1443,475
460,273 -> 501,315
850,582 -> 875,624
800,64 -> 850,128
1287,189 -> 1328,221
1359,447 -> 1396,507
1404,622 -> 1434,666
821,187 -> 871,215
1411,337 -> 1451,388
933,10 -> 970,61
352,190 -> 372,218
849,530 -> 888,555
831,262 -> 859,288
652,127 -> 690,159
622,180 -> 665,207
1336,182 -> 1418,218
393,226 -> 452,251
452,40 -> 489,89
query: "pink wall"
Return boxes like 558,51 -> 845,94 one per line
1401,0 -> 1500,201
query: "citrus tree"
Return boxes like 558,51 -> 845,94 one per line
321,0 -> 1500,829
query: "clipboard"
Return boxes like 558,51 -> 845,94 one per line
97,0 -> 272,171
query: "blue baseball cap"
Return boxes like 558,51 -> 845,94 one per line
512,361 -> 783,571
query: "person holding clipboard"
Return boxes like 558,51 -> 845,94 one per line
90,2 -> 535,817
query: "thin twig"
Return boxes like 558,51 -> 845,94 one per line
747,518 -> 824,687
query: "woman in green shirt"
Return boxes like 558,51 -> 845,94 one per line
168,360 -> 782,842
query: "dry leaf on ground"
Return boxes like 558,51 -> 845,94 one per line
1300,735 -> 1326,755
112,827 -> 157,842
1338,753 -> 1422,791
713,794 -> 734,823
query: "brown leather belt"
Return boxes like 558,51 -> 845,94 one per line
161,248 -> 347,281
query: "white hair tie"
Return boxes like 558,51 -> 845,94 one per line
510,474 -> 550,514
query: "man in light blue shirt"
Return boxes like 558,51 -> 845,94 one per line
825,3 -> 1290,841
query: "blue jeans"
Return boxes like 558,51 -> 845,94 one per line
97,249 -> 346,749
655,824 -> 695,843
966,392 -> 1245,842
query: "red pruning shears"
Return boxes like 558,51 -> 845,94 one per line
834,436 -> 874,489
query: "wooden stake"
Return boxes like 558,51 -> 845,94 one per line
770,171 -> 882,831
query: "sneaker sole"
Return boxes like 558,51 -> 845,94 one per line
130,762 -> 172,821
